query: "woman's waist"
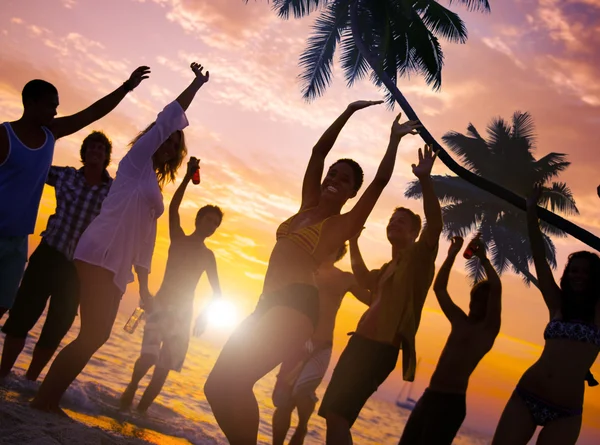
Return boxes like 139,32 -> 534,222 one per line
519,362 -> 587,407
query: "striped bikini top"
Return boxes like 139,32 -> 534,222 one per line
276,209 -> 330,256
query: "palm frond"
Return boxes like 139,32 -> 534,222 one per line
541,182 -> 579,215
533,153 -> 570,183
272,0 -> 328,19
441,130 -> 489,172
448,0 -> 491,13
402,12 -> 444,90
339,30 -> 370,87
510,111 -> 537,141
440,203 -> 482,237
298,0 -> 350,99
486,116 -> 512,155
419,1 -> 468,44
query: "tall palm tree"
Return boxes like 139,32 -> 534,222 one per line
250,0 -> 600,250
405,111 -> 578,285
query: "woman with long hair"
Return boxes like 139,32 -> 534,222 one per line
204,100 -> 421,445
31,62 -> 210,414
492,186 -> 600,445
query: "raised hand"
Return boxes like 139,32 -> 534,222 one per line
471,237 -> 488,260
347,100 -> 384,112
391,113 -> 422,139
124,66 -> 151,91
526,184 -> 543,209
191,62 -> 210,84
448,236 -> 464,257
187,156 -> 200,178
411,144 -> 438,179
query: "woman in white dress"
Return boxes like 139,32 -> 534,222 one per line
32,62 -> 210,415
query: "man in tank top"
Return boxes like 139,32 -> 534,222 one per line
0,67 -> 149,319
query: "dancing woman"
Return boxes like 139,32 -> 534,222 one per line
31,62 -> 210,414
204,100 -> 421,445
492,186 -> 600,445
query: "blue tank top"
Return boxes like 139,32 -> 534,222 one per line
0,122 -> 55,236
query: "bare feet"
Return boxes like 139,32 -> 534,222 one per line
30,398 -> 70,418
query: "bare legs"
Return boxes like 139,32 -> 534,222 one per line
31,261 -> 121,413
204,306 -> 313,445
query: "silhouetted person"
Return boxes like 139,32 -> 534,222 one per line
398,236 -> 501,445
493,186 -> 600,445
319,144 -> 443,445
0,131 -> 113,381
272,243 -> 371,445
31,62 -> 209,416
120,157 -> 222,413
0,67 -> 149,319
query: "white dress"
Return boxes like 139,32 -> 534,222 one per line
74,101 -> 189,293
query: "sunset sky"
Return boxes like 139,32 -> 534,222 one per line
2,0 -> 600,441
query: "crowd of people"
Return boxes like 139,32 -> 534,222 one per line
0,62 -> 598,445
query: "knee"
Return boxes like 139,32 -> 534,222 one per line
75,329 -> 111,352
204,369 -> 246,404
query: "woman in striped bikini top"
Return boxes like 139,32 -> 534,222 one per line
204,100 -> 422,445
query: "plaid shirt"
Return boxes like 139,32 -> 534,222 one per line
41,166 -> 113,260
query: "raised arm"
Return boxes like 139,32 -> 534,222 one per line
526,186 -> 561,316
50,67 -> 150,140
169,157 -> 198,240
176,62 -> 209,112
336,113 -> 421,240
434,237 -> 468,324
413,145 -> 443,248
473,240 -> 502,330
124,62 -> 209,171
300,100 -> 383,210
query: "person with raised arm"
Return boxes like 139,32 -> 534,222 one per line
398,236 -> 501,445
271,242 -> 371,445
119,156 -> 223,414
204,100 -> 421,445
30,62 -> 210,416
0,67 -> 149,319
0,131 -> 113,382
319,144 -> 443,445
492,186 -> 600,445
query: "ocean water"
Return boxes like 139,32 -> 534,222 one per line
0,310 -> 491,445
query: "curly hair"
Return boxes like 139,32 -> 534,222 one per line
128,123 -> 187,189
330,159 -> 364,192
80,131 -> 112,168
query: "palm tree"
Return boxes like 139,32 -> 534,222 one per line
250,0 -> 600,251
405,111 -> 578,285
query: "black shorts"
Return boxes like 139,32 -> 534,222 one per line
318,334 -> 399,427
2,241 -> 79,349
398,388 -> 466,445
253,283 -> 319,328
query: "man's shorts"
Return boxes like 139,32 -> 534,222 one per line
272,339 -> 333,408
140,301 -> 194,372
0,236 -> 28,310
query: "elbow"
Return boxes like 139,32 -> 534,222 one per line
372,175 -> 390,188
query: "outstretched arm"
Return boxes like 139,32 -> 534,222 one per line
337,114 -> 421,240
169,157 -> 198,240
50,66 -> 150,140
474,242 -> 502,330
300,100 -> 383,210
526,186 -> 561,316
413,145 -> 443,248
434,237 -> 467,324
176,62 -> 209,112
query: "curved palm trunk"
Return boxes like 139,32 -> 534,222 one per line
349,0 -> 600,252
